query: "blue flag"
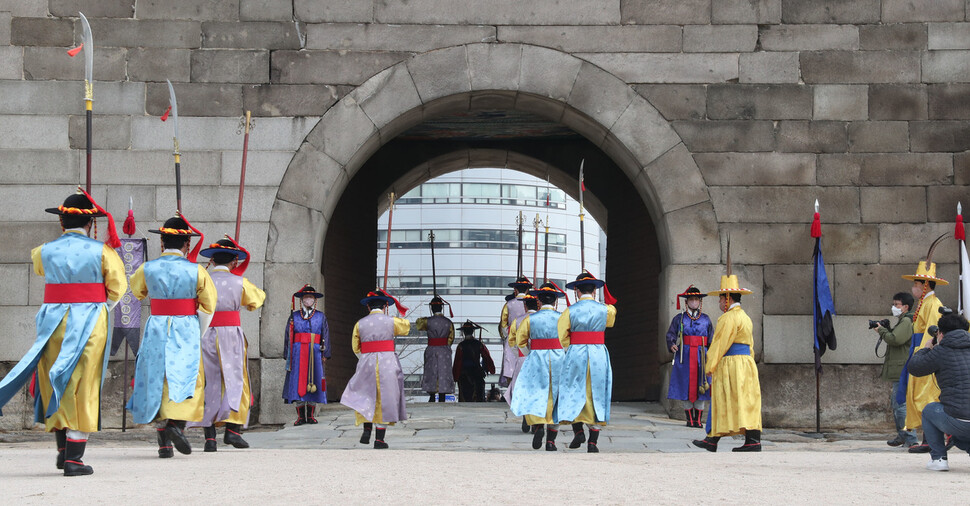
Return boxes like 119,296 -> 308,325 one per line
813,237 -> 837,372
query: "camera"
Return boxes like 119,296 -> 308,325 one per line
868,319 -> 891,330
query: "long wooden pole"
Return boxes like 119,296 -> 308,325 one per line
383,192 -> 396,290
516,211 -> 524,278
532,214 -> 540,282
235,111 -> 251,240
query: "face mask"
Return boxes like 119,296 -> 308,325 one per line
891,305 -> 903,317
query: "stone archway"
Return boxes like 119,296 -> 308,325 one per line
259,43 -> 719,422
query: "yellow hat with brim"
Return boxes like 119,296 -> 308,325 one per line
901,260 -> 949,286
707,275 -> 754,296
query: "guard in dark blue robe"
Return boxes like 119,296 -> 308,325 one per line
666,286 -> 714,428
283,285 -> 331,425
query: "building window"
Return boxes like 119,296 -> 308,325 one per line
381,275 -> 569,296
378,228 -> 567,253
397,182 -> 567,209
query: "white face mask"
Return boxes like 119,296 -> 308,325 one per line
891,305 -> 903,317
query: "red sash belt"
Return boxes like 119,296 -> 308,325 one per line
428,337 -> 449,346
680,336 -> 708,403
211,311 -> 241,327
570,331 -> 605,345
44,283 -> 107,303
683,335 -> 707,347
530,338 -> 563,350
361,340 -> 395,353
294,332 -> 321,344
150,298 -> 197,316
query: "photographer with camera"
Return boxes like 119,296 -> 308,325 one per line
873,292 -> 917,448
907,311 -> 970,471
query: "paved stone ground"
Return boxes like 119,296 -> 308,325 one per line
4,402 -> 970,503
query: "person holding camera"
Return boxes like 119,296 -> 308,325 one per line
874,292 -> 918,447
907,312 -> 970,471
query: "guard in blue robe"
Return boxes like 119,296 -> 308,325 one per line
666,286 -> 714,428
283,285 -> 331,425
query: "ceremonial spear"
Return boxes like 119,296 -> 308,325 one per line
235,111 -> 253,241
165,80 -> 183,214
578,159 -> 586,270
383,192 -> 396,290
68,13 -> 94,192
543,176 -> 551,283
532,213 -> 541,283
516,211 -> 524,278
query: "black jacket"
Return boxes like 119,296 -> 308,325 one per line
909,329 -> 970,420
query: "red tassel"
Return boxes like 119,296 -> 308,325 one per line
603,284 -> 617,305
448,304 -> 454,318
226,235 -> 251,276
550,281 -> 570,307
957,214 -> 966,241
67,43 -> 83,57
79,188 -> 121,249
676,296 -> 681,310
580,180 -> 586,192
810,212 -> 821,238
381,289 -> 408,317
160,105 -> 171,122
179,213 -> 204,263
122,209 -> 136,236
29,372 -> 37,399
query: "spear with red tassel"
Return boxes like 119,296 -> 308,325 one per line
68,12 -> 94,192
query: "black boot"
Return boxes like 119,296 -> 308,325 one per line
55,429 -> 66,470
165,420 -> 192,455
546,427 -> 559,451
587,428 -> 600,453
429,393 -> 436,403
685,409 -> 693,427
732,430 -> 762,452
157,427 -> 173,458
374,427 -> 388,449
224,423 -> 250,449
521,417 -> 530,433
438,393 -> 446,402
531,425 -> 545,450
204,425 -> 218,452
360,423 -> 372,444
569,422 -> 586,449
306,404 -> 318,424
692,436 -> 720,452
696,410 -> 705,429
63,437 -> 93,476
294,405 -> 306,426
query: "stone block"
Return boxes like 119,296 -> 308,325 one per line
91,150 -> 222,185
0,222 -> 62,262
801,50 -> 920,84
127,48 -> 191,82
467,43 -> 521,92
277,146 -> 347,213
376,0 -> 621,25
712,0 -> 781,23
879,223 -> 958,265
847,121 -> 910,152
353,64 -> 421,133
50,0 -> 134,17
203,21 -> 302,49
518,45 -> 583,103
781,0 -> 880,23
814,85 -> 868,120
642,143 -> 709,214
265,201 -> 323,264
0,264 -> 30,305
859,23 -> 927,50
11,17 -> 74,47
0,306 -> 40,360
0,115 -> 69,149
910,121 -> 970,151
929,22 -> 970,49
776,121 -> 848,153
0,150 -> 79,184
0,46 -> 21,80
671,120 -> 775,152
135,0 -> 239,21
578,53 -> 739,84
683,24 -> 757,52
763,315 -> 880,364
834,264 -> 928,315
621,0 -> 711,24
662,202 -> 721,265
957,151 -> 970,184
0,184 -> 89,222
305,98 -> 377,166
922,50 -> 970,82
0,0 -> 47,16
817,153 -> 952,186
764,263 -> 833,315
860,186 -> 927,224
272,49 -> 409,86
722,223 -> 878,264
258,358 -> 287,424
633,85 -> 706,120
155,186 -> 277,222
244,83 -> 347,117
69,115 -> 130,150
146,82 -> 243,117
406,46 -> 474,105
695,152 -> 815,186
497,25 -> 679,53
191,49 -> 270,84
310,23 -> 496,52
759,24 -> 859,51
868,84 -> 928,120
0,12 -> 11,45
761,363 -> 888,430
294,0 -> 374,23
221,150 -> 292,187
882,0 -> 964,22
925,185 -> 970,222
707,84 -> 812,120
567,63 -> 637,135
739,52 -> 799,84
86,19 -> 201,49
241,0 -> 293,21
24,46 -> 127,82
105,185 -> 156,230
710,186 -> 860,223
610,97 -> 681,170
131,116 -> 315,151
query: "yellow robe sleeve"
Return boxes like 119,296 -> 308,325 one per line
31,245 -> 44,276
240,277 -> 266,311
101,244 -> 128,302
129,265 -> 148,301
448,325 -> 455,346
558,308 -> 572,349
416,317 -> 428,331
508,320 -> 518,348
500,304 -> 509,337
606,304 -> 617,328
393,316 -> 411,337
195,265 -> 217,314
706,312 -> 735,375
352,322 -> 361,354
515,317 -> 532,349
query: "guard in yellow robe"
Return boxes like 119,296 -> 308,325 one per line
692,273 -> 763,452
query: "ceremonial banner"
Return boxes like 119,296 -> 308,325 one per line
111,237 -> 146,355
811,205 -> 837,373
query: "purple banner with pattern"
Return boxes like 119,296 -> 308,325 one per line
111,238 -> 146,355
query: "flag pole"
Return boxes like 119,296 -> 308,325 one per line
958,202 -> 964,315
813,199 -> 821,434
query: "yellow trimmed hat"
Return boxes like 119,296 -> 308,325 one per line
902,233 -> 950,286
707,275 -> 753,296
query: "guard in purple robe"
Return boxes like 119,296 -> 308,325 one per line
188,238 -> 265,451
341,290 -> 410,449
417,295 -> 454,402
499,276 -> 533,387
283,285 -> 331,425
666,285 -> 714,428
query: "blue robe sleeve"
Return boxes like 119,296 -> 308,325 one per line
665,314 -> 681,349
320,314 -> 331,359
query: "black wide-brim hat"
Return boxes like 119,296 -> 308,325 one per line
508,275 -> 533,289
149,216 -> 200,236
45,192 -> 106,217
458,319 -> 484,331
199,238 -> 248,260
529,283 -> 566,298
429,295 -> 447,305
360,290 -> 394,306
678,286 -> 707,299
565,271 -> 605,290
294,285 -> 324,299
